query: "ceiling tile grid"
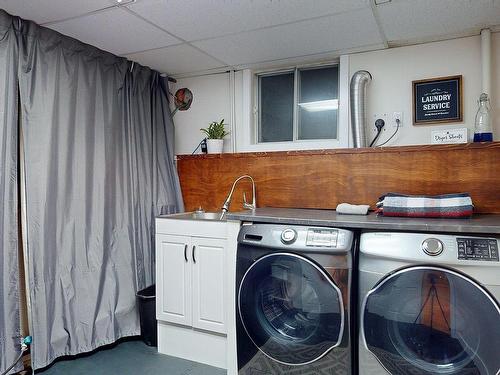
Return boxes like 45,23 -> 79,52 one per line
192,7 -> 383,66
1,0 -> 500,76
376,0 -> 500,43
0,0 -> 115,24
47,6 -> 181,55
128,0 -> 371,42
124,43 -> 226,75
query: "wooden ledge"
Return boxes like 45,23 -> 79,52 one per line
176,141 -> 500,160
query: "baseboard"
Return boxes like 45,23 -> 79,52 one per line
157,321 -> 227,369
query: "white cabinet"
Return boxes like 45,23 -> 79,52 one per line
156,235 -> 192,326
191,237 -> 226,334
155,216 -> 240,370
156,233 -> 226,334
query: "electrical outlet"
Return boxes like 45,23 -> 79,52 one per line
372,113 -> 388,132
393,112 -> 403,127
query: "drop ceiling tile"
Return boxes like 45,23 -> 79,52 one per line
192,8 -> 383,66
0,0 -> 115,24
377,0 -> 500,43
47,7 -> 180,55
125,44 -> 225,75
128,0 -> 370,41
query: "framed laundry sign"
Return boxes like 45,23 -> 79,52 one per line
412,75 -> 463,124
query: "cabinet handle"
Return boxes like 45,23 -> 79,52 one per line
184,244 -> 188,262
192,245 -> 196,264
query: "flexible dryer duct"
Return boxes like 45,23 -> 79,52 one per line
350,70 -> 372,148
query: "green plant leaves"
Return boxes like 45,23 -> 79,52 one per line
200,119 -> 229,139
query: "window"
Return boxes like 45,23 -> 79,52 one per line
257,65 -> 339,143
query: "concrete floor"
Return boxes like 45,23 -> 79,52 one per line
36,340 -> 226,375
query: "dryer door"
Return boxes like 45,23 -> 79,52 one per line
238,252 -> 344,366
362,266 -> 500,375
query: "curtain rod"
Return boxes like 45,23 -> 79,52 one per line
159,73 -> 177,83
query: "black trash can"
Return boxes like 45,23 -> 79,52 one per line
136,284 -> 157,346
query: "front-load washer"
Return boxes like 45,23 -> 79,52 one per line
235,223 -> 355,375
358,232 -> 500,375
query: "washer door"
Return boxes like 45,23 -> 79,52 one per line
362,266 -> 500,375
238,253 -> 344,366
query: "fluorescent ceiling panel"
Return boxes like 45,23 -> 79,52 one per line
299,99 -> 339,112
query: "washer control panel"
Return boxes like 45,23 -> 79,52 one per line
306,228 -> 338,247
457,238 -> 499,261
238,224 -> 354,253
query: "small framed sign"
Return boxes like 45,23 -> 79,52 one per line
431,128 -> 468,144
412,75 -> 463,125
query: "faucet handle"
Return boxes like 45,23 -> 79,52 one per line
243,192 -> 255,210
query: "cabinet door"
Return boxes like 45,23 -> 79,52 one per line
156,234 -> 192,326
191,237 -> 226,334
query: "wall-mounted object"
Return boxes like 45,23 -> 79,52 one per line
412,75 -> 463,125
171,88 -> 193,116
431,128 -> 468,144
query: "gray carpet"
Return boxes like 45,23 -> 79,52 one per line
36,340 -> 227,375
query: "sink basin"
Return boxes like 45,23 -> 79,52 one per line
159,211 -> 225,221
191,212 -> 222,220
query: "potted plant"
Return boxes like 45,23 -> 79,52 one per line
200,119 -> 229,154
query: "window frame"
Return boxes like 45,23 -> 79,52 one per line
235,55 -> 350,153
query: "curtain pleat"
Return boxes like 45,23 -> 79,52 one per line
14,16 -> 183,370
0,10 -> 22,375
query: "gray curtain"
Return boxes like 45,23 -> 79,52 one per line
0,10 -> 22,375
16,18 -> 183,370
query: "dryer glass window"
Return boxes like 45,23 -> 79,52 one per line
238,253 -> 344,365
362,267 -> 500,375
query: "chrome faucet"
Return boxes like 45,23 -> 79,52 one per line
220,175 -> 256,220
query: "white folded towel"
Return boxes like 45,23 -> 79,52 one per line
336,203 -> 370,215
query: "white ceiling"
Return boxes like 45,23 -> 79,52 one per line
1,0 -> 499,77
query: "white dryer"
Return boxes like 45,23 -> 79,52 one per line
358,232 -> 500,375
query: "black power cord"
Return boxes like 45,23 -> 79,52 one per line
377,118 -> 400,147
370,118 -> 385,147
191,138 -> 207,155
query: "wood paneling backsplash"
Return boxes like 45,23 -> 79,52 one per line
177,142 -> 500,214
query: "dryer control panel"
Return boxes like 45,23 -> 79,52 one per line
457,238 -> 499,261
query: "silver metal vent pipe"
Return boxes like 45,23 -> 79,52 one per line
350,70 -> 372,148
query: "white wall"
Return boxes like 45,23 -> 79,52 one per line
173,73 -> 231,155
173,33 -> 499,154
350,34 -> 499,146
493,32 -> 500,133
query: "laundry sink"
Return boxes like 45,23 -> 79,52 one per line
160,211 -> 226,221
191,211 -> 223,221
